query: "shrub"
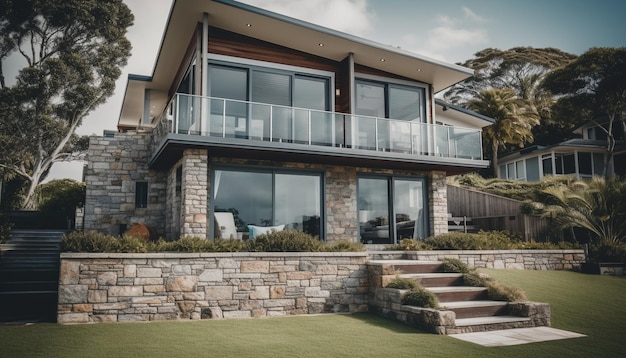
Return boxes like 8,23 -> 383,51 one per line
589,241 -> 626,262
385,238 -> 429,251
463,271 -> 492,287
425,231 -> 513,250
401,288 -> 440,309
62,231 -> 121,252
386,276 -> 419,290
324,240 -> 364,252
247,230 -> 324,252
486,281 -> 527,302
438,258 -> 471,274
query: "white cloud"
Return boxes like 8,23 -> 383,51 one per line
462,7 -> 488,23
240,0 -> 375,36
411,7 -> 489,62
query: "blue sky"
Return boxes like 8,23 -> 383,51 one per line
47,0 -> 626,180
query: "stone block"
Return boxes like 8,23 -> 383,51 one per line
88,290 -> 108,303
108,286 -> 143,297
250,286 -> 270,300
286,271 -> 312,280
92,315 -> 117,323
201,307 -> 223,319
270,286 -> 286,299
144,285 -> 165,293
97,272 -> 118,286
165,276 -> 197,292
304,287 -> 330,298
223,311 -> 251,319
72,304 -> 93,313
217,259 -> 239,269
58,285 -> 89,304
240,261 -> 269,273
137,268 -> 163,278
59,261 -> 81,285
124,265 -> 137,277
199,269 -> 223,282
58,313 -> 90,324
172,265 -> 192,275
134,278 -> 164,285
205,286 -> 233,300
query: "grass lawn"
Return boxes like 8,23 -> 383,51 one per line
1,270 -> 625,357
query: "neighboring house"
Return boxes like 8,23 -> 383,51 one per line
83,0 -> 492,244
498,121 -> 626,181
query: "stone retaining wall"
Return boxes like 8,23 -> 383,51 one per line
57,252 -> 369,324
57,250 -> 584,324
404,250 -> 585,270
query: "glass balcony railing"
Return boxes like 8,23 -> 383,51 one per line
159,93 -> 483,160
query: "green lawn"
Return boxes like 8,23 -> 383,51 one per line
2,270 -> 625,358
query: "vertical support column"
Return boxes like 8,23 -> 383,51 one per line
429,171 -> 448,236
180,149 -> 208,238
200,13 -> 209,134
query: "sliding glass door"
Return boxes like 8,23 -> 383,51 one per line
358,176 -> 427,244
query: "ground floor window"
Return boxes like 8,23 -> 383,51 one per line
211,167 -> 322,239
357,176 -> 427,244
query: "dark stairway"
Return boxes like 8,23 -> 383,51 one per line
0,230 -> 64,323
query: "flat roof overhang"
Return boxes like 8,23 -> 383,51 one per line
119,0 -> 474,129
149,134 -> 489,175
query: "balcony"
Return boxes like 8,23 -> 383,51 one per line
150,94 -> 486,172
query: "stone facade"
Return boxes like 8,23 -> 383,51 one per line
84,130 -> 449,242
57,252 -> 369,324
180,149 -> 208,237
429,171 -> 448,236
84,132 -> 167,237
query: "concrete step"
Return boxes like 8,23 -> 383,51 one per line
454,315 -> 531,327
426,286 -> 488,302
440,300 -> 509,319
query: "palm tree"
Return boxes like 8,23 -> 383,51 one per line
468,88 -> 539,177
535,177 -> 626,244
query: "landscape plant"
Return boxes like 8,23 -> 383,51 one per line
61,230 -> 364,253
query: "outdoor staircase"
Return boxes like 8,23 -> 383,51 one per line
0,229 -> 64,323
368,259 -> 550,334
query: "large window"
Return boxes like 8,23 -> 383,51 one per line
212,168 -> 322,239
354,79 -> 426,152
357,176 -> 427,244
207,62 -> 331,143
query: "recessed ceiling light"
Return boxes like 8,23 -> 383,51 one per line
380,58 -> 386,62
416,68 -> 422,72
318,43 -> 324,47
246,23 -> 252,27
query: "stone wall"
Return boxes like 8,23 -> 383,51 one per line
84,132 -> 167,237
57,252 -> 369,324
404,250 -> 585,270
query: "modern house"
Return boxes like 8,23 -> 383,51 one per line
83,0 -> 492,244
498,121 -> 626,181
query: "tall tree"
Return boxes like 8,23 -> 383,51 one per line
444,47 -> 576,106
0,0 -> 133,209
468,88 -> 539,177
445,47 -> 576,145
542,47 -> 626,177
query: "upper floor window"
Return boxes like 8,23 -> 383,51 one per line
355,79 -> 426,122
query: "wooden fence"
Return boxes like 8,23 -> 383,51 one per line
446,185 -> 552,241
